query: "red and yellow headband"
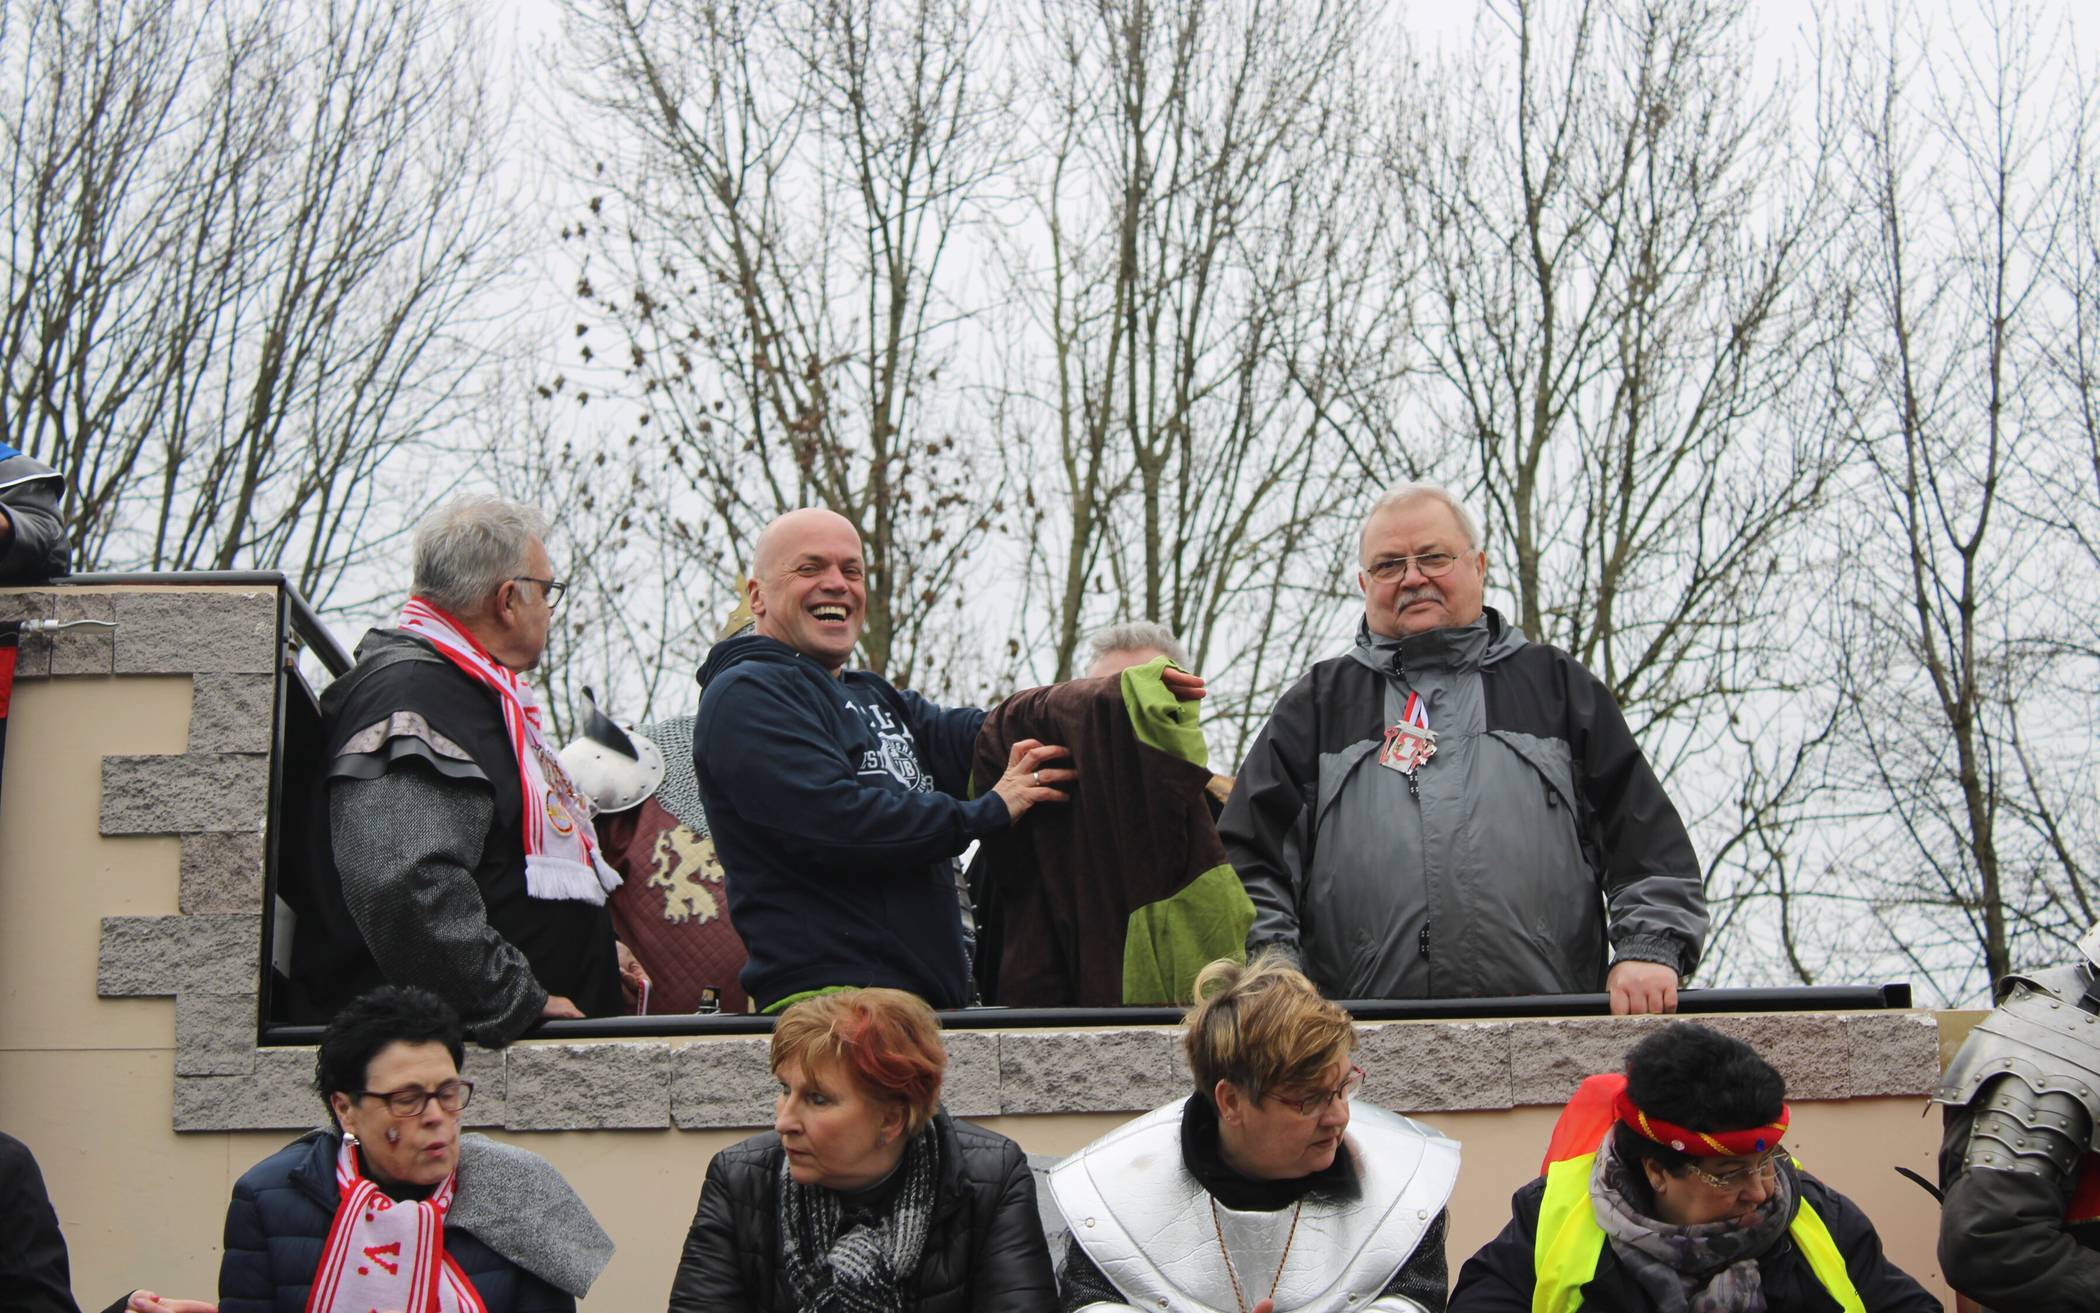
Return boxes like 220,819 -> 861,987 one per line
1613,1084 -> 1789,1157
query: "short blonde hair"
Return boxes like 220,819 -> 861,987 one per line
770,989 -> 946,1137
1184,953 -> 1356,1104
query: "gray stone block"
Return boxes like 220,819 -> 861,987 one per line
101,753 -> 268,835
180,832 -> 266,914
460,1045 -> 508,1129
507,1043 -> 671,1130
942,1030 -> 1001,1117
49,592 -> 115,675
114,590 -> 277,675
0,590 -> 54,676
1700,1013 -> 1849,1100
173,1047 -> 325,1132
1841,1012 -> 1944,1097
98,914 -> 260,997
1356,1021 -> 1513,1112
671,1037 -> 777,1130
189,673 -> 276,754
176,993 -> 259,1075
999,1030 -> 1183,1115
1508,1016 -> 1670,1106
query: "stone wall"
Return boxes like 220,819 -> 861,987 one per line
5,581 -> 1951,1135
4,585 -> 278,1123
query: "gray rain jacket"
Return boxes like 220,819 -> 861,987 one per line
0,446 -> 68,583
1218,608 -> 1705,1000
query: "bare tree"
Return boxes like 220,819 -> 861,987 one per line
556,0 -> 1007,698
993,0 -> 1406,758
0,0 -> 516,609
1822,0 -> 2098,1001
1395,0 -> 1841,736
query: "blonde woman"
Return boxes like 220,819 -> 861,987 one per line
1052,954 -> 1460,1313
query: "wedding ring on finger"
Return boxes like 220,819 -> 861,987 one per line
1031,771 -> 1040,786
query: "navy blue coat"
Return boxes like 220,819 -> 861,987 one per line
217,1131 -> 573,1313
693,633 -> 1009,1009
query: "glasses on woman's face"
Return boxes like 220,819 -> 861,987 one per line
1686,1148 -> 1785,1192
1272,1065 -> 1365,1117
359,1079 -> 474,1118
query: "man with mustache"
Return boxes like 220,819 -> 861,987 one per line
1218,483 -> 1706,1013
694,508 -> 1099,1012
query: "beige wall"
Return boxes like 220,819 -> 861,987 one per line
0,622 -> 1954,1309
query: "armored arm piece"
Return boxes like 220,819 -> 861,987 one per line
1936,966 -> 2100,1309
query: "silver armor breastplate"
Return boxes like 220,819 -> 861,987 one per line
1935,963 -> 2100,1152
1050,1101 -> 1460,1313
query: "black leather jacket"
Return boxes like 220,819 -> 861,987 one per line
668,1111 -> 1057,1313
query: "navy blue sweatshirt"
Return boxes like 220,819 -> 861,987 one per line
693,634 -> 1010,1009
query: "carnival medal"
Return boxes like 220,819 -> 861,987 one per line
1377,690 -> 1437,775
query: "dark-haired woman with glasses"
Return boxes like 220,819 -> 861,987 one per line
1450,1022 -> 1937,1313
1052,953 -> 1460,1312
216,986 -> 612,1313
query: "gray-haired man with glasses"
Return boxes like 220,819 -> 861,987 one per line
290,496 -> 636,1045
1218,482 -> 1707,1013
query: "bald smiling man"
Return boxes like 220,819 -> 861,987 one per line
692,509 -> 1107,1011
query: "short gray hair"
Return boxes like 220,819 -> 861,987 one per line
412,496 -> 550,615
1085,621 -> 1190,670
1362,482 -> 1482,556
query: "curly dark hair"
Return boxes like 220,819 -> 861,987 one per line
313,986 -> 466,1127
1614,1022 -> 1786,1179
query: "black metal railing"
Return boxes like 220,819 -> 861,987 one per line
258,982 -> 1914,1045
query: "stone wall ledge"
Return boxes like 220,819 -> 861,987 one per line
162,1011 -> 1948,1133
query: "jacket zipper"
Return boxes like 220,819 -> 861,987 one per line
1392,645 -> 1433,988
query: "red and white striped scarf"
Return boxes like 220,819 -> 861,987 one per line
306,1137 -> 486,1313
396,597 -> 620,905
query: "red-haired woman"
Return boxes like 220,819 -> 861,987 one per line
668,988 -> 1056,1312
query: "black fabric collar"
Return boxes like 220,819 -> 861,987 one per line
1179,1093 -> 1360,1212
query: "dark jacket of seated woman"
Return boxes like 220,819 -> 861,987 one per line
1450,1021 -> 1939,1313
667,987 -> 1056,1313
219,1129 -> 581,1313
1450,1165 -> 1940,1313
215,985 -> 611,1313
670,1109 -> 1054,1312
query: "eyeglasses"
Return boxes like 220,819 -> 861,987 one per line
1271,1065 -> 1365,1117
1686,1149 -> 1786,1192
512,576 -> 567,610
1363,552 -> 1469,583
357,1079 -> 475,1118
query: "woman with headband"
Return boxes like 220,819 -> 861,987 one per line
1450,1022 -> 1936,1313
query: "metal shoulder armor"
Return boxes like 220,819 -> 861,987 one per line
1935,964 -> 2100,1153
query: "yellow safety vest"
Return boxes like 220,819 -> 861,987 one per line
1530,1152 -> 1868,1313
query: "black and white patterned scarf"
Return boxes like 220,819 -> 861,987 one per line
778,1123 -> 941,1313
1587,1128 -> 1798,1313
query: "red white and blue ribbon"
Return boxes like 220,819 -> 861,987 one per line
1401,691 -> 1430,730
